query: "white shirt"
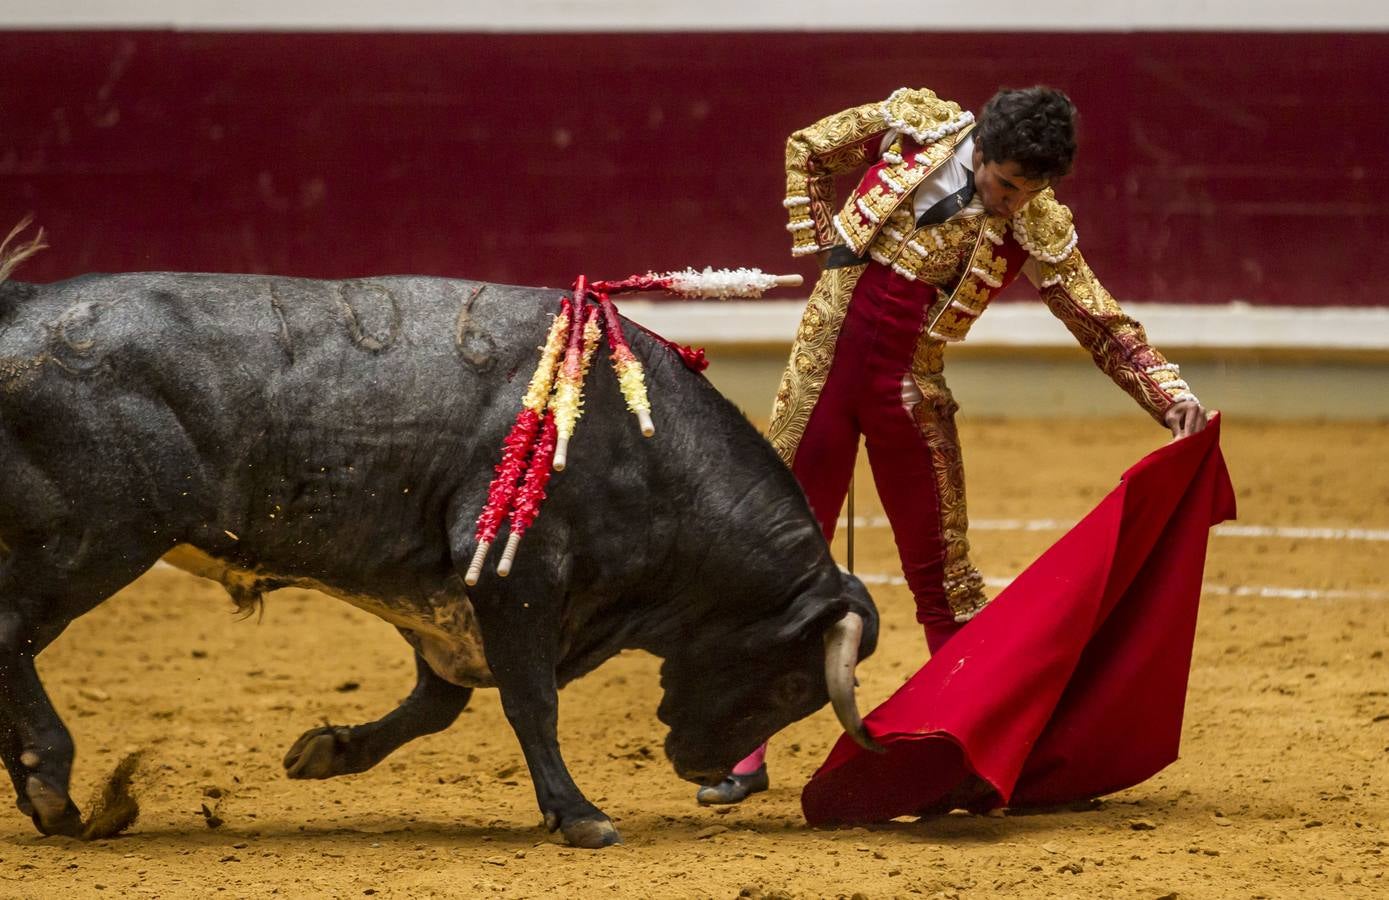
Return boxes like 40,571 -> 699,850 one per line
879,131 -> 984,222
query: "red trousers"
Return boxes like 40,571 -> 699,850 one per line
732,263 -> 970,779
790,263 -> 964,654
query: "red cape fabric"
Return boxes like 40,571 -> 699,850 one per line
802,416 -> 1236,825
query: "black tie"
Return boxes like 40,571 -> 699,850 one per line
916,168 -> 976,227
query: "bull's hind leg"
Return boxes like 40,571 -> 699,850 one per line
0,538 -> 163,837
283,650 -> 472,779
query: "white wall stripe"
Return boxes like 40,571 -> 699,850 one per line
837,516 -> 1389,542
6,1 -> 1387,31
623,301 -> 1389,352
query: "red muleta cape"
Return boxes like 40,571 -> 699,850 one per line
802,415 -> 1236,825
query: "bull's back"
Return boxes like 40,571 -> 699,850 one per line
0,272 -> 557,577
192,274 -> 560,589
4,270 -> 555,445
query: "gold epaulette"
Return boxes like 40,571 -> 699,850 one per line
1012,189 -> 1078,266
878,88 -> 975,144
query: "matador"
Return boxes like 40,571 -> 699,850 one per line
697,85 -> 1209,805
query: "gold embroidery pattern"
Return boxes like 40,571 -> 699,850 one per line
859,183 -> 902,227
785,103 -> 888,253
832,131 -> 969,256
910,373 -> 988,620
922,215 -> 1010,342
1037,249 -> 1184,422
863,206 -> 915,262
975,245 -> 1010,286
833,180 -> 905,254
767,264 -> 868,465
819,144 -> 874,172
871,215 -> 983,287
804,175 -> 839,255
914,138 -> 958,169
911,335 -> 946,377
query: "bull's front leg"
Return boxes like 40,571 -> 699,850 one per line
283,650 -> 473,780
471,585 -> 619,848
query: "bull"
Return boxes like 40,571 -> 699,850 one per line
0,240 -> 879,848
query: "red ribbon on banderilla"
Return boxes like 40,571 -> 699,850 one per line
463,267 -> 804,586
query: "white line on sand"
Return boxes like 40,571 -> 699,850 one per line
837,516 -> 1389,542
851,572 -> 1387,602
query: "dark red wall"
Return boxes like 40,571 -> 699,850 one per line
1,31 -> 1383,305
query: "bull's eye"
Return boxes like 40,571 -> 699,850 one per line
773,671 -> 815,708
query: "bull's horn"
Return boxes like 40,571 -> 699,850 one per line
823,611 -> 885,753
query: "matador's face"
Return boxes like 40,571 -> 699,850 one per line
971,144 -> 1052,219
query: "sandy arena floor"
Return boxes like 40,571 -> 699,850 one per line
3,417 -> 1386,899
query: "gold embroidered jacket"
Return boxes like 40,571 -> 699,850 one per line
781,87 -> 1197,426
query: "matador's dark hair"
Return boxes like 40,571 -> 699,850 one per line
975,86 -> 1077,182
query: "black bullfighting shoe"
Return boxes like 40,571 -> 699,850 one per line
695,766 -> 770,805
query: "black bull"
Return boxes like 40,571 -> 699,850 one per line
0,271 -> 880,848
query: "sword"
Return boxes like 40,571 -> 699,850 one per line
847,473 -> 855,574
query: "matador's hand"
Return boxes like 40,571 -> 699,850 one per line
1164,400 -> 1208,438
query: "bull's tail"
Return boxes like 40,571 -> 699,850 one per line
0,215 -> 47,285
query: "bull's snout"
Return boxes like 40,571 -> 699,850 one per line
667,745 -> 731,785
676,765 -> 731,787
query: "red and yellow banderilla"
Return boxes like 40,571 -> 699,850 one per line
466,267 -> 803,585
464,298 -> 571,586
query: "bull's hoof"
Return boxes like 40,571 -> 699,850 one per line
560,816 -> 622,849
283,726 -> 358,779
25,775 -> 83,838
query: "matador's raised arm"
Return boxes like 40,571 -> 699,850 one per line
783,102 -> 890,258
